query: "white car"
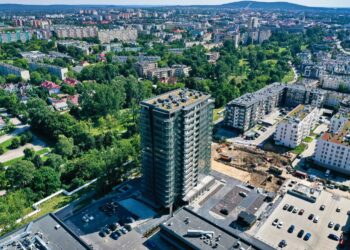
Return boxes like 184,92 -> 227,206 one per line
313,217 -> 319,223
82,215 -> 89,223
89,215 -> 94,221
277,221 -> 283,229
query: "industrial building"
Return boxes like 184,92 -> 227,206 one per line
140,89 -> 215,209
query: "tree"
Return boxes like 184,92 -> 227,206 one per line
45,154 -> 64,171
5,161 -> 36,189
79,81 -> 126,118
31,167 -> 61,198
20,131 -> 33,145
23,148 -> 35,161
55,135 -> 74,158
9,138 -> 20,149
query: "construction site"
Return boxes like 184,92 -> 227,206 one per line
212,142 -> 290,192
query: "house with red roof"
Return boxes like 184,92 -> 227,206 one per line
41,80 -> 61,95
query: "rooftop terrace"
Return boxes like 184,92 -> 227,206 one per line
322,120 -> 350,146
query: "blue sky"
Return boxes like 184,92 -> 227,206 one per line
0,0 -> 349,7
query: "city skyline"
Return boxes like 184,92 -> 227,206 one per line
1,0 -> 350,8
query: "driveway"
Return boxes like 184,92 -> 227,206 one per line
0,124 -> 30,144
0,135 -> 47,164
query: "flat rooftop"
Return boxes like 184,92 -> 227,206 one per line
227,82 -> 286,107
0,214 -> 90,250
141,89 -> 211,113
282,104 -> 316,123
160,207 -> 257,250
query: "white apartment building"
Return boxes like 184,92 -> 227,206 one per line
313,114 -> 350,175
274,105 -> 320,149
0,63 -> 30,81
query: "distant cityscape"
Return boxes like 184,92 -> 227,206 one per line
0,1 -> 350,250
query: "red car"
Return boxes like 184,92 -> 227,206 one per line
298,209 -> 305,215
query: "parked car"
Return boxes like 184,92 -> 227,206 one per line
239,192 -> 247,197
288,205 -> 294,212
99,230 -> 107,237
283,204 -> 289,210
336,208 -> 341,212
288,225 -> 295,233
328,222 -> 334,228
328,234 -> 339,241
297,230 -> 304,238
272,218 -> 279,226
308,214 -> 314,220
111,232 -> 119,240
277,221 -> 284,229
292,208 -> 298,214
334,224 -> 341,231
278,240 -> 287,248
320,205 -> 325,211
304,233 -> 311,241
298,209 -> 304,215
313,217 -> 319,223
109,223 -> 118,231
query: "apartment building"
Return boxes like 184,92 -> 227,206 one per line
172,64 -> 191,77
0,30 -> 32,44
135,62 -> 158,77
284,84 -> 326,108
29,63 -> 68,80
274,105 -> 320,148
225,82 -> 327,132
224,83 -> 285,132
140,89 -> 215,209
0,63 -> 30,81
313,114 -> 350,175
54,26 -> 98,39
97,28 -> 138,43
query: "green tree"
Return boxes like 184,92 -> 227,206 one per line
31,167 -> 61,197
5,160 -> 36,189
55,135 -> 74,158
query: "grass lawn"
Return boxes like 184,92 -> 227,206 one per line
303,137 -> 313,143
213,108 -> 224,122
282,69 -> 295,83
292,143 -> 308,155
0,138 -> 15,152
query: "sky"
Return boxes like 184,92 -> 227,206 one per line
0,0 -> 349,8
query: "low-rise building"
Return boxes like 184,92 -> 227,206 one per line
313,114 -> 350,175
274,105 -> 320,148
41,80 -> 61,95
0,63 -> 30,81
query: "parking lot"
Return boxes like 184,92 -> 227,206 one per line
64,199 -> 147,250
255,190 -> 350,249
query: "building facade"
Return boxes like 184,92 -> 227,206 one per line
29,63 -> 68,80
140,89 -> 214,209
0,63 -> 30,81
313,114 -> 350,174
274,105 -> 320,148
224,83 -> 285,132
